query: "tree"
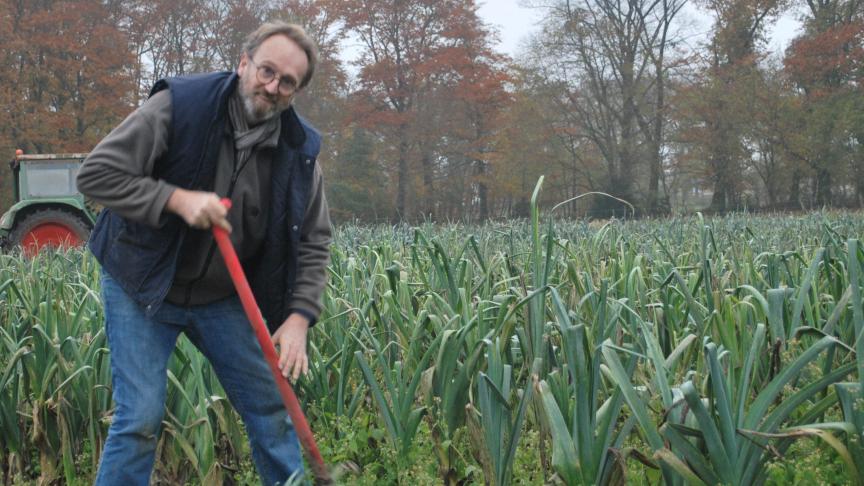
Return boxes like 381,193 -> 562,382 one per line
495,68 -> 590,218
527,0 -> 685,216
121,0 -> 219,100
0,0 -> 17,212
334,0 -> 504,221
1,0 -> 134,153
325,127 -> 389,221
421,4 -> 510,221
694,0 -> 784,212
270,0 -> 348,131
207,0 -> 272,71
637,0 -> 686,214
783,0 -> 864,206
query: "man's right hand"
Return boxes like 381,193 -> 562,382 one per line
165,188 -> 232,232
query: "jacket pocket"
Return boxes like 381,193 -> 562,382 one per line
105,222 -> 171,293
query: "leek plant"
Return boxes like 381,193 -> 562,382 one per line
353,312 -> 442,463
786,239 -> 864,482
467,339 -> 540,486
658,334 -> 853,485
157,336 -> 243,483
537,287 -> 638,485
3,210 -> 864,484
0,249 -> 108,484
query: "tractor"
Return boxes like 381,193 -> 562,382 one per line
0,150 -> 96,255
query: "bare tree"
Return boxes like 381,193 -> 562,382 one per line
528,0 -> 685,216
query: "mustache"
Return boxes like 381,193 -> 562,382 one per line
256,92 -> 279,103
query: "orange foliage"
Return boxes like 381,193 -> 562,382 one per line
330,0 -> 511,220
785,22 -> 864,96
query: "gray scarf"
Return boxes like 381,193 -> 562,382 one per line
228,92 -> 280,166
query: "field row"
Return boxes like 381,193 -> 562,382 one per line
2,210 -> 864,484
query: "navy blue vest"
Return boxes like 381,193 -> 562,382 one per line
88,72 -> 321,331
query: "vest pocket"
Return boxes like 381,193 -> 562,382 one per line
107,226 -> 171,292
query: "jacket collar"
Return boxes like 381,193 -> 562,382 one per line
280,106 -> 307,148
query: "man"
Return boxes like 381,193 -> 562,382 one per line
76,22 -> 331,485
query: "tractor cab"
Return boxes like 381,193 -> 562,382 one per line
0,150 -> 96,255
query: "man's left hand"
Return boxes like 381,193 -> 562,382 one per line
271,313 -> 310,382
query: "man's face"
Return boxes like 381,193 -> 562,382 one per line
237,34 -> 309,123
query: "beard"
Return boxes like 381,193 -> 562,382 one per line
239,86 -> 293,125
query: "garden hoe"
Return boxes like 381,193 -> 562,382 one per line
213,199 -> 333,485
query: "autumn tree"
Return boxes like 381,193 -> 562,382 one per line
0,0 -> 18,211
638,0 -> 687,214
416,4 -> 510,221
332,0 -> 505,221
494,67 -> 589,218
744,64 -> 798,207
271,0 -> 348,141
206,0 -> 272,71
120,0 -> 221,100
333,0 -> 433,219
0,0 -> 133,155
783,0 -> 864,207
691,0 -> 785,212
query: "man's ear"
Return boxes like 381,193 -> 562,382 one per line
237,52 -> 249,75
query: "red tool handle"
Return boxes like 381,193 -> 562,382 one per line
212,198 -> 331,484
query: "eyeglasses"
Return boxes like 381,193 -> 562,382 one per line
248,57 -> 298,96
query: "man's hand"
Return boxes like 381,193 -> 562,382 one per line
272,313 -> 310,382
166,188 -> 232,232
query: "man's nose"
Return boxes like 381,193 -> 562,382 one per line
263,78 -> 280,95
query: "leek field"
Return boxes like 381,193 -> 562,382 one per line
2,205 -> 864,484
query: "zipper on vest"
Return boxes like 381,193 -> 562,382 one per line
181,148 -> 254,307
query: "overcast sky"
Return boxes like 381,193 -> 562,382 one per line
476,0 -> 804,58
341,2 -> 805,71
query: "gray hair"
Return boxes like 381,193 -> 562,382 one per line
243,22 -> 318,89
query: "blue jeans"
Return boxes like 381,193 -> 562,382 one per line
94,273 -> 303,486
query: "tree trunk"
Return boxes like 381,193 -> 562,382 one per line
708,110 -> 739,213
396,136 -> 409,221
475,159 -> 489,222
421,151 -> 435,219
646,50 -> 670,215
815,168 -> 832,207
856,160 -> 864,208
618,57 -> 637,216
709,152 -> 739,213
788,169 -> 802,209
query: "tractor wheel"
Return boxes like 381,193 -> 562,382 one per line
8,208 -> 91,256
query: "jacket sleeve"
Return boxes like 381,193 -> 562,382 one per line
287,162 -> 333,325
76,90 -> 178,228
